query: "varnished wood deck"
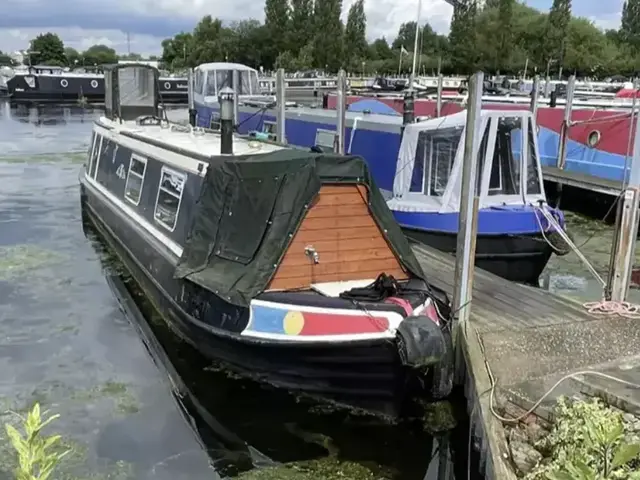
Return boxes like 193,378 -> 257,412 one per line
411,242 -> 640,479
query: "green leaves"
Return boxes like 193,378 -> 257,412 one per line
612,443 -> 640,469
4,402 -> 72,480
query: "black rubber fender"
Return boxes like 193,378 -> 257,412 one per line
547,228 -> 574,256
396,315 -> 453,399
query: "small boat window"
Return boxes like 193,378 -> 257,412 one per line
526,117 -> 542,195
263,121 -> 276,134
154,167 -> 186,232
210,112 -> 221,131
409,127 -> 462,196
315,129 -> 336,151
194,69 -> 205,95
488,117 -> 522,196
124,154 -> 147,206
89,134 -> 102,179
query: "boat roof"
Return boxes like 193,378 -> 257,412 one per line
196,62 -> 257,72
404,109 -> 533,133
96,117 -> 283,167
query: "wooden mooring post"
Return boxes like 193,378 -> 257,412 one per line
187,68 -> 196,127
556,74 -> 576,170
607,108 -> 640,301
276,68 -> 286,144
530,75 -> 540,115
436,74 -> 443,117
335,69 -> 347,155
452,71 -> 484,344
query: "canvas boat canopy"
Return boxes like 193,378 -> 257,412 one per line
174,149 -> 427,307
193,62 -> 261,101
388,110 -> 546,214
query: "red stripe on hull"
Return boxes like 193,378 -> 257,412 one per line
299,312 -> 390,335
328,95 -> 635,156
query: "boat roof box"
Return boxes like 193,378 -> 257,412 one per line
104,63 -> 159,122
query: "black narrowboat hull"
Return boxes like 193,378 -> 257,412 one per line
8,75 -> 188,104
402,227 -> 553,285
81,181 -> 410,415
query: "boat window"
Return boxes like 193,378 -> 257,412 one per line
488,117 -> 521,196
427,127 -> 462,196
204,71 -> 217,96
194,69 -> 205,95
88,133 -> 102,179
315,129 -> 336,151
98,138 -> 117,187
124,154 -> 147,206
214,70 -> 232,94
209,112 -> 221,132
154,167 -> 186,232
526,118 -> 542,194
263,121 -> 276,134
476,121 -> 491,195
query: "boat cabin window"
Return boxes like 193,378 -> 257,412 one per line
209,112 -> 221,131
154,167 -> 186,232
205,69 -> 260,96
194,69 -> 205,95
89,134 -> 102,179
263,121 -> 276,135
526,118 -> 542,194
488,117 -> 522,196
315,129 -> 336,152
124,154 -> 147,206
409,126 -> 462,197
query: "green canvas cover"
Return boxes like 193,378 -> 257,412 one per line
174,149 -> 426,307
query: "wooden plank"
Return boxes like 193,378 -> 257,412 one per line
275,258 -> 403,279
305,203 -> 369,219
288,235 -> 391,252
280,249 -> 396,267
300,215 -> 375,231
292,226 -> 383,244
269,267 -> 406,290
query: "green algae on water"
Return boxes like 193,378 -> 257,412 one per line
233,457 -> 390,480
0,244 -> 67,281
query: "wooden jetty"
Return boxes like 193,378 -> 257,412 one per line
542,165 -> 623,197
411,241 -> 640,479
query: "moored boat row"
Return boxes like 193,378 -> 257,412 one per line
79,63 -> 454,417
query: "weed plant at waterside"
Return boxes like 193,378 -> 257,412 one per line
525,398 -> 640,480
4,403 -> 71,480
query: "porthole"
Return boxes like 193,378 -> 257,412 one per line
164,81 -> 171,90
60,79 -> 68,88
587,130 -> 601,148
90,79 -> 98,88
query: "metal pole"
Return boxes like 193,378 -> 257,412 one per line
336,69 -> 347,155
232,69 -> 239,131
452,71 -> 484,341
544,75 -> 551,98
409,0 -> 422,91
276,68 -> 286,144
219,87 -> 235,155
609,107 -> 640,301
436,74 -> 443,118
530,75 -> 540,116
556,74 -> 575,169
187,68 -> 196,127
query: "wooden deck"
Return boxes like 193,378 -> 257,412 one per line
542,165 -> 623,196
411,242 -> 640,479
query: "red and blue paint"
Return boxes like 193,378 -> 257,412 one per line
243,300 -> 396,341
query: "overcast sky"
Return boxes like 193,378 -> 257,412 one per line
0,0 -> 624,56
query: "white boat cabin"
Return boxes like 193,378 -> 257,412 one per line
388,110 -> 546,214
192,62 -> 262,103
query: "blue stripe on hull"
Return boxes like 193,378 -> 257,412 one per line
392,206 -> 560,236
538,127 -> 627,182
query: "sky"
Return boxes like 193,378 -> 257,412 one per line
0,0 -> 626,57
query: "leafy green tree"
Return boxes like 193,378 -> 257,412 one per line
545,0 -> 572,73
369,38 -> 392,60
344,0 -> 368,71
161,32 -> 193,70
264,0 -> 290,67
312,0 -> 344,71
448,0 -> 479,73
0,50 -> 16,66
622,0 -> 640,50
28,33 -> 66,66
289,0 -> 313,56
82,44 -> 118,65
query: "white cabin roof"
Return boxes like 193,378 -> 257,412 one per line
196,62 -> 257,72
406,109 -> 533,135
98,117 -> 283,163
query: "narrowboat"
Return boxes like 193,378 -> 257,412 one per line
193,62 -> 568,284
79,63 -> 454,417
390,110 -> 566,284
7,65 -> 188,104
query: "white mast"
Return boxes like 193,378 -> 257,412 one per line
409,0 -> 422,91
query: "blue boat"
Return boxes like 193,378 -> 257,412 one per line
193,63 -> 567,284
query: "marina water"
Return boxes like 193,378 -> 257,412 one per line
0,101 -> 637,480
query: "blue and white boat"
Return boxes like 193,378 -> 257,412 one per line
193,62 -> 567,284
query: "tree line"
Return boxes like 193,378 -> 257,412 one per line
0,32 -> 157,68
162,0 -> 640,77
6,1 -> 640,77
